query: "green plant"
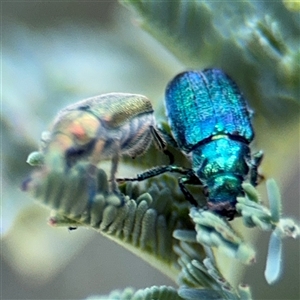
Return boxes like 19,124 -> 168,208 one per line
3,1 -> 299,299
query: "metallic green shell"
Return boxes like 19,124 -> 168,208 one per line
165,69 -> 254,153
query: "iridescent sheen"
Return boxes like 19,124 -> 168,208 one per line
115,69 -> 263,219
165,69 -> 262,218
165,69 -> 254,151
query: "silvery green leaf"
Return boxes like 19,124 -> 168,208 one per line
2,5 -> 179,240
173,230 -> 197,243
241,183 -> 261,204
23,155 -> 195,281
174,242 -> 253,300
26,151 -> 44,166
265,231 -> 282,285
120,0 -> 300,105
5,1 -> 300,298
178,287 -> 223,300
266,178 -> 282,223
237,182 -> 275,231
264,217 -> 299,284
237,179 -> 300,284
86,285 -> 182,300
189,208 -> 255,264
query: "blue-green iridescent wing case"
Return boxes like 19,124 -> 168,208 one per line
165,69 -> 254,153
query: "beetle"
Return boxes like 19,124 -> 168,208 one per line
118,69 -> 263,219
38,93 -> 173,203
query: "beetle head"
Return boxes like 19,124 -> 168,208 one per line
206,175 -> 243,220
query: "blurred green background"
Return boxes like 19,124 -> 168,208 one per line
1,1 -> 299,299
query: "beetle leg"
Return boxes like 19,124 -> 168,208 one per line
85,139 -> 106,206
178,172 -> 202,207
107,142 -> 126,205
117,162 -> 202,208
157,123 -> 179,149
250,150 -> 264,186
150,125 -> 174,164
86,163 -> 98,207
116,165 -> 190,182
89,139 -> 105,166
110,150 -> 119,192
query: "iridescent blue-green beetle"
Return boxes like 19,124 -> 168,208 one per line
23,93 -> 172,203
120,69 -> 263,219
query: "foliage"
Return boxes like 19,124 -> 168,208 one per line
2,1 -> 299,299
